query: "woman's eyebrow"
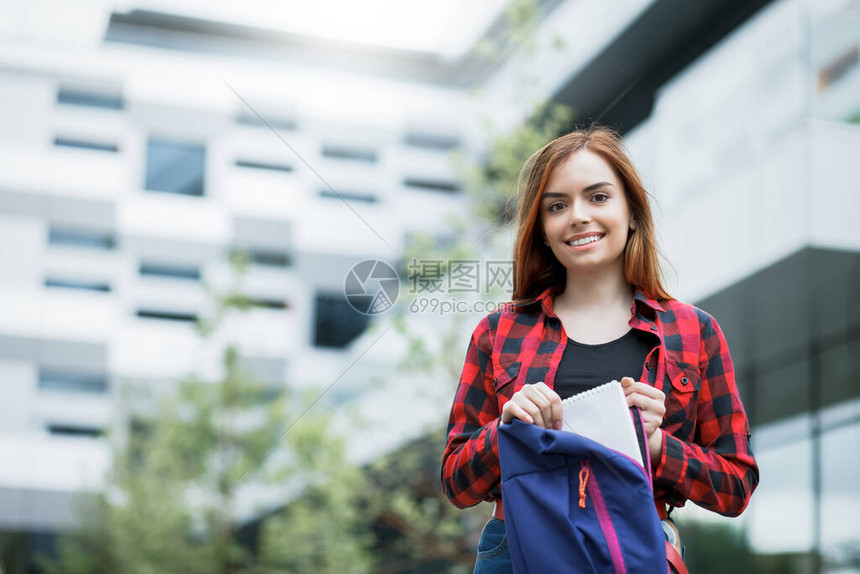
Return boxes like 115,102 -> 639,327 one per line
582,181 -> 613,192
542,192 -> 567,200
543,181 -> 614,200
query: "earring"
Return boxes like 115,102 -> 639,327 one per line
543,240 -> 549,246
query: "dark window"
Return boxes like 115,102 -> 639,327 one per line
57,88 -> 124,110
236,112 -> 297,131
139,262 -> 201,281
403,177 -> 460,193
321,145 -> 377,163
39,371 -> 108,393
235,159 -> 293,173
313,292 -> 370,348
145,139 -> 206,196
319,189 -> 378,203
248,297 -> 288,311
403,132 -> 460,151
136,309 -> 198,323
245,249 -> 291,268
48,228 -> 115,250
54,137 -> 119,153
47,424 -> 103,438
45,278 -> 111,293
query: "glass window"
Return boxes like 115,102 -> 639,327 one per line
243,249 -> 291,268
47,424 -> 103,438
248,297 -> 287,311
321,145 -> 377,163
48,227 -> 115,250
402,177 -> 460,193
57,88 -> 123,110
235,159 -> 293,173
145,139 -> 206,196
747,416 -> 814,556
820,416 -> 860,569
139,262 -> 201,281
54,137 -> 119,153
136,309 -> 198,323
235,112 -> 296,131
44,278 -> 111,293
319,189 -> 377,203
39,371 -> 108,393
313,292 -> 370,348
403,132 -> 459,151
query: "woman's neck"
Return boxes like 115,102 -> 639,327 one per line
555,265 -> 634,313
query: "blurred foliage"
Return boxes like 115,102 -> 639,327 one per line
456,101 -> 574,226
360,429 -> 486,574
257,442 -> 372,573
37,255 -> 373,574
675,520 -> 755,573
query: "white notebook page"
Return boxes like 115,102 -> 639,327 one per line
559,380 -> 644,467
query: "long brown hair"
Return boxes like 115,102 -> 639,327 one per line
512,126 -> 671,303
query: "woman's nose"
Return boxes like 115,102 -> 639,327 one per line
568,200 -> 591,226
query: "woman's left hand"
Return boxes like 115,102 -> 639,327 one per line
620,376 -> 666,465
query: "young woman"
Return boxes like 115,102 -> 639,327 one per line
441,127 -> 759,573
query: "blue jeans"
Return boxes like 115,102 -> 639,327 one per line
473,518 -> 512,574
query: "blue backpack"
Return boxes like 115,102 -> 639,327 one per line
498,418 -> 670,573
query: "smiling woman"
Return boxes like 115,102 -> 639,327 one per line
441,126 -> 759,574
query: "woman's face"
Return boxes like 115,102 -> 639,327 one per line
539,149 -> 636,276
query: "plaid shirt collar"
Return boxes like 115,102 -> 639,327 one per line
529,286 -> 667,317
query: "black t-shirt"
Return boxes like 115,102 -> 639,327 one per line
553,328 -> 657,400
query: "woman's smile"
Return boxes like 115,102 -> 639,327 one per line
565,232 -> 605,249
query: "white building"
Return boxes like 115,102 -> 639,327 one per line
0,0 -> 514,541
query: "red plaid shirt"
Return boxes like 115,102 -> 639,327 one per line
442,287 -> 759,517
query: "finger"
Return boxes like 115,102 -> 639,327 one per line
520,388 -> 549,428
502,400 -> 533,425
626,393 -> 666,420
625,392 -> 658,412
624,382 -> 665,406
630,381 -> 665,401
533,382 -> 563,429
621,377 -> 638,395
524,385 -> 554,429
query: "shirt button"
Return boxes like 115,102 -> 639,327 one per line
681,377 -> 689,385
645,361 -> 650,370
650,325 -> 658,331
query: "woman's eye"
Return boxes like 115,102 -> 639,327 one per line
591,193 -> 609,202
548,202 -> 565,213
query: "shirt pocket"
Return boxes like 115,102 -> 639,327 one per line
664,359 -> 700,428
493,361 -> 521,395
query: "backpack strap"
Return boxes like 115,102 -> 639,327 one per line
666,540 -> 688,574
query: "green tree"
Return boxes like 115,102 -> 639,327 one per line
360,430 -> 487,574
39,254 -> 373,574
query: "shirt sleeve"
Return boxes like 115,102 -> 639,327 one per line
441,316 -> 504,509
653,311 -> 760,517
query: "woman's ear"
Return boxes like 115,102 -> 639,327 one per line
630,217 -> 638,231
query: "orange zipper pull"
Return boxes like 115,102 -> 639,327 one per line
579,465 -> 590,508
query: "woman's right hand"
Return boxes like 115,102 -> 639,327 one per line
500,382 -> 563,430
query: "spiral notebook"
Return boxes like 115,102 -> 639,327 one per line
560,380 -> 645,467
